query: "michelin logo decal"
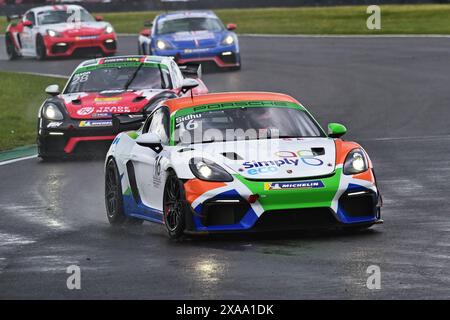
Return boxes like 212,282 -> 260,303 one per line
264,180 -> 325,190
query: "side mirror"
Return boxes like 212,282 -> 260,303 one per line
136,132 -> 163,153
23,20 -> 33,28
140,28 -> 151,37
144,20 -> 153,27
226,23 -> 237,31
45,84 -> 60,96
328,123 -> 347,138
95,15 -> 103,21
180,78 -> 199,94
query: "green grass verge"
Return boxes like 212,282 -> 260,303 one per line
0,72 -> 66,152
2,5 -> 450,35
98,4 -> 450,35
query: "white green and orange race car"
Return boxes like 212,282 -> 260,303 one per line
104,92 -> 382,239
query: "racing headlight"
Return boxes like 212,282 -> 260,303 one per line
47,29 -> 61,37
43,103 -> 64,121
156,39 -> 172,50
189,158 -> 233,182
105,26 -> 114,34
343,148 -> 368,175
222,34 -> 234,45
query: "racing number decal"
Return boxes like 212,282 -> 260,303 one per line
154,155 -> 162,177
153,155 -> 163,188
72,72 -> 91,84
176,119 -> 199,131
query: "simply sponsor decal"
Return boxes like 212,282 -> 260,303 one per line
242,156 -> 323,175
79,120 -> 112,127
243,159 -> 300,175
264,180 -> 325,191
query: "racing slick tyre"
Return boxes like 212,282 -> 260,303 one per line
105,158 -> 144,226
163,170 -> 188,240
5,33 -> 19,60
228,53 -> 241,71
36,35 -> 47,60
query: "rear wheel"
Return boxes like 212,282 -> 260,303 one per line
163,171 -> 187,239
5,33 -> 19,60
105,158 -> 143,226
36,35 -> 47,60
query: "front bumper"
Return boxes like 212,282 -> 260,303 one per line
43,33 -> 117,57
37,117 -> 140,156
183,170 -> 382,233
153,45 -> 240,68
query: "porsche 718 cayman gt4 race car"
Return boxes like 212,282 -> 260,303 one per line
37,55 -> 208,159
104,92 -> 382,239
138,10 -> 240,70
5,4 -> 117,60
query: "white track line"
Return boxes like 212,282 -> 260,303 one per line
4,33 -> 450,38
11,71 -> 69,79
117,33 -> 450,38
0,155 -> 37,166
239,34 -> 450,38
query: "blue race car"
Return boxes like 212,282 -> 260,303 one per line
138,10 -> 240,70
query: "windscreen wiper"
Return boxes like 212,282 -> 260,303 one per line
158,65 -> 167,89
124,62 -> 144,90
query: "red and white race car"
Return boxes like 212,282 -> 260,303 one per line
37,55 -> 208,159
5,4 -> 117,60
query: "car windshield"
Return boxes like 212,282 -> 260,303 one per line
156,17 -> 224,35
173,104 -> 325,144
65,64 -> 172,93
37,9 -> 94,25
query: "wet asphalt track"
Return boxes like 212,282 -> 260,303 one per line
1,35 -> 450,299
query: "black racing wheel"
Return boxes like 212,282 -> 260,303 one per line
5,33 -> 19,60
105,158 -> 143,226
163,171 -> 188,239
36,35 -> 47,60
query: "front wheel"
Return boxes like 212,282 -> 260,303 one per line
5,33 -> 19,60
36,35 -> 47,60
105,158 -> 143,226
163,171 -> 187,239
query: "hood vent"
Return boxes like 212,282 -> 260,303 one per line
221,152 -> 243,160
178,148 -> 195,153
71,99 -> 81,105
311,148 -> 325,156
133,96 -> 147,103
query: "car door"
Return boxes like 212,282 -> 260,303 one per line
19,11 -> 36,55
130,107 -> 170,212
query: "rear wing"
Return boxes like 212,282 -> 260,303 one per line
6,15 -> 22,23
179,64 -> 202,79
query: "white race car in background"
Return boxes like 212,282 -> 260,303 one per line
5,4 -> 117,60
